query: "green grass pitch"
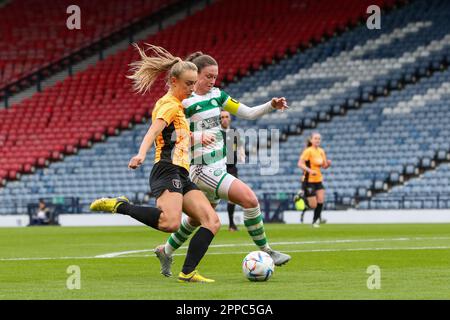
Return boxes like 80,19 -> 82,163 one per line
0,223 -> 449,299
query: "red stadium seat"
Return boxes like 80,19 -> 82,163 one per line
0,0 -> 177,88
0,0 -> 393,183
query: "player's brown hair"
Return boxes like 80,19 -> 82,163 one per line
128,43 -> 197,94
306,132 -> 321,148
185,51 -> 218,73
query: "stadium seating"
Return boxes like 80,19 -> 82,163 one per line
227,0 -> 450,135
6,0 -> 450,212
0,127 -> 157,214
239,67 -> 450,209
0,0 -> 177,88
361,162 -> 450,209
226,0 -> 450,209
0,0 -> 393,214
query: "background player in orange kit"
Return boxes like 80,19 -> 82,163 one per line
297,132 -> 331,227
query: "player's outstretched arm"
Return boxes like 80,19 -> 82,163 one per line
224,96 -> 288,120
128,119 -> 166,169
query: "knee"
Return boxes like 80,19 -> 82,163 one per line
158,211 -> 181,233
158,221 -> 180,233
159,221 -> 181,233
206,215 -> 221,234
201,211 -> 221,234
240,191 -> 259,209
212,215 -> 221,232
308,202 -> 317,209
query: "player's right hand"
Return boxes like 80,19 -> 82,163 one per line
271,97 -> 289,112
128,154 -> 145,169
201,132 -> 216,146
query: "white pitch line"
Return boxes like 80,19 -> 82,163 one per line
94,236 -> 450,258
0,256 -> 101,262
125,246 -> 450,258
0,246 -> 450,262
95,249 -> 151,258
1,238 -> 450,262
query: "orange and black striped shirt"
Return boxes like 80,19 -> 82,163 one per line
152,93 -> 190,171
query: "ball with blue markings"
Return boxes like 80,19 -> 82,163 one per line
242,251 -> 275,282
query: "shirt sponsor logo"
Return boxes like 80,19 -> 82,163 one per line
197,117 -> 220,130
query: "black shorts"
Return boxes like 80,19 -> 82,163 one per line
226,166 -> 238,178
149,161 -> 199,199
302,182 -> 325,197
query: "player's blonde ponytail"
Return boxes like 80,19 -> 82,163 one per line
128,43 -> 197,94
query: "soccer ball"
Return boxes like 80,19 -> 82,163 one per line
242,251 -> 275,282
294,197 -> 306,211
293,189 -> 306,211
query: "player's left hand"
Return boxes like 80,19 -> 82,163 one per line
271,97 -> 288,112
201,132 -> 216,146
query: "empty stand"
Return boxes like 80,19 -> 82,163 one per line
1,0 -> 420,214
0,0 -> 177,88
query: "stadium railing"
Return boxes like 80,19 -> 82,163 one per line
361,194 -> 450,210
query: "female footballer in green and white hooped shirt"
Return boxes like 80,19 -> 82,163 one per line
154,52 -> 291,277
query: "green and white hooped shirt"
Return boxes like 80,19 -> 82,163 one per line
183,87 -> 276,168
183,88 -> 241,168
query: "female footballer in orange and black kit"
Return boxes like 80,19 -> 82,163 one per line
90,44 -> 219,283
297,132 -> 331,227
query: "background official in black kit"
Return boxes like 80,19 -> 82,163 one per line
220,110 -> 246,232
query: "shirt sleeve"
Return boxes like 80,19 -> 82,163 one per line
154,101 -> 179,126
220,91 -> 241,115
300,148 -> 310,161
217,90 -> 231,106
